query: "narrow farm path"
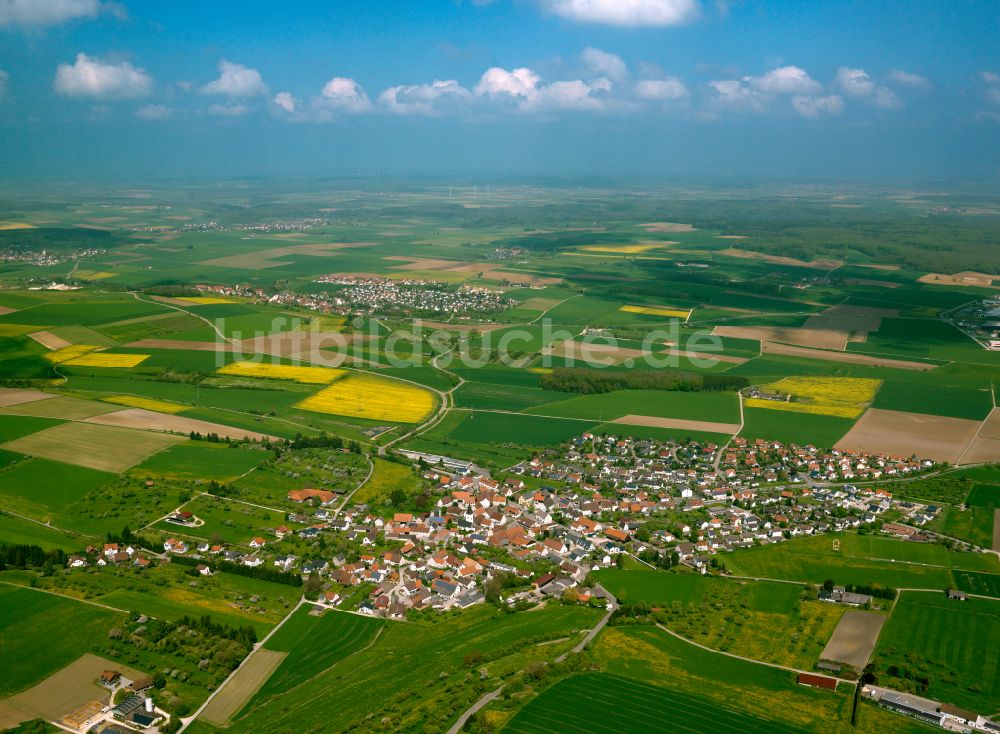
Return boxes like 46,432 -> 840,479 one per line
713,391 -> 744,473
555,585 -> 617,663
446,686 -> 505,734
333,452 -> 374,518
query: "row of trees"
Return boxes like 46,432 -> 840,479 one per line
539,367 -> 748,395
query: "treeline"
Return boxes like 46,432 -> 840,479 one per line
0,544 -> 67,570
540,368 -> 748,395
287,433 -> 361,453
175,614 -> 257,646
170,553 -> 302,587
107,526 -> 159,553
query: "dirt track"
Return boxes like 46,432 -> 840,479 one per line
760,341 -> 935,370
613,414 -> 741,434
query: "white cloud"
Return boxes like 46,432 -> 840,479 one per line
207,102 -> 248,117
318,77 -> 372,113
0,0 -> 105,28
979,70 -> 1000,85
135,103 -> 170,120
0,70 -> 7,101
474,66 -> 612,112
791,94 -> 843,118
273,92 -> 298,114
889,69 -> 930,88
541,0 -> 699,27
378,80 -> 471,116
529,78 -> 612,111
635,77 -> 688,100
987,87 -> 1000,106
704,79 -> 765,113
835,67 -> 875,97
475,67 -> 541,101
873,86 -> 901,110
54,53 -> 152,100
750,65 -> 820,95
581,47 -> 627,81
201,60 -> 267,97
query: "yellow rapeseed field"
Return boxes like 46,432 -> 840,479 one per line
620,304 -> 691,319
177,296 -> 243,304
745,376 -> 881,419
0,222 -> 36,230
296,372 -> 435,423
63,353 -> 151,368
43,344 -> 100,364
103,395 -> 189,413
216,361 -> 346,384
581,244 -> 662,254
73,270 -> 116,280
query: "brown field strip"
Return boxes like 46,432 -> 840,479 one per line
199,649 -> 287,726
637,222 -> 695,232
978,408 -> 1000,440
5,654 -> 144,725
760,341 -> 935,371
718,248 -> 842,270
0,305 -> 16,316
714,325 -> 848,351
659,348 -> 748,364
613,414 -> 741,434
27,330 -> 72,350
126,338 -> 240,351
918,271 -> 997,288
4,421 -> 184,472
959,438 -> 1000,465
835,408 -> 981,464
819,611 -> 885,669
0,395 -> 122,419
84,408 -> 279,442
0,388 -> 58,408
544,340 -> 649,366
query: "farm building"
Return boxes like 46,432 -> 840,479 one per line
873,690 -> 944,726
797,673 -> 838,691
288,488 -> 337,504
947,589 -> 968,601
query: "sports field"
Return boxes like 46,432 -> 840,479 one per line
295,372 -> 435,423
503,673 -> 801,734
3,421 -> 183,472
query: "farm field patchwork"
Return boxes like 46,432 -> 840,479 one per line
83,408 -> 279,442
0,458 -> 113,521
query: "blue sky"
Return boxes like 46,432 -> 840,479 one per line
1,0 -> 998,180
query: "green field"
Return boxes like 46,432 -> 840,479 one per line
130,442 -> 268,481
502,672 -> 802,734
724,532 -> 1000,588
0,512 -> 83,551
739,407 -> 855,447
593,568 -> 842,669
954,571 -> 1000,598
929,504 -> 995,548
872,380 -> 994,420
524,389 -> 740,423
251,607 -> 383,702
0,458 -> 114,522
875,591 -> 1000,712
0,415 -> 65,442
0,585 -> 123,697
152,494 -> 286,546
446,410 -> 592,447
